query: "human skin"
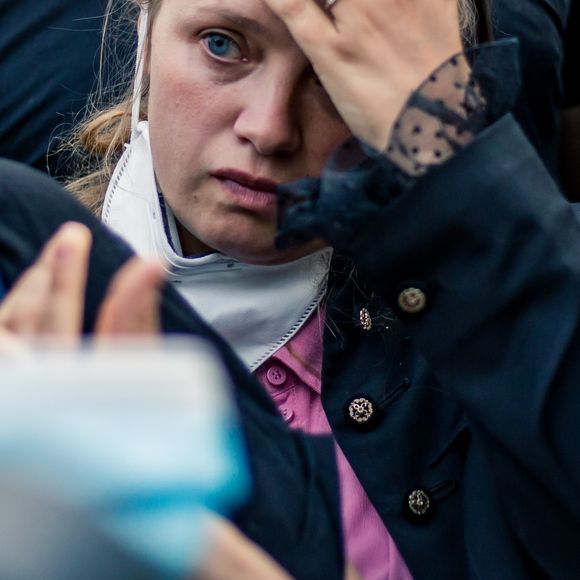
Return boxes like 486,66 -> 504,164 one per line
0,222 -> 165,349
261,0 -> 464,150
146,0 -> 351,265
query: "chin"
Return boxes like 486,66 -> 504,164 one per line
220,239 -> 327,266
219,246 -> 290,265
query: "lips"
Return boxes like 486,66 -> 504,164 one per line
211,169 -> 280,212
211,169 -> 279,193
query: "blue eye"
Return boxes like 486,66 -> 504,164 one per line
205,33 -> 241,59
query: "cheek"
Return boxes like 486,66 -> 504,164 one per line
304,118 -> 351,175
149,72 -> 218,144
299,95 -> 352,172
147,35 -> 238,145
147,66 -> 235,190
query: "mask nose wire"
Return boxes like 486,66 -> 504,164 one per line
131,8 -> 150,141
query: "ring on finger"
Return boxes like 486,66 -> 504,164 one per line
324,0 -> 339,10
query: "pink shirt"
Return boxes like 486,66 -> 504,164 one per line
256,309 -> 413,580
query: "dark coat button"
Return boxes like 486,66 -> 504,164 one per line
397,287 -> 427,314
345,396 -> 381,430
348,397 -> 374,424
359,307 -> 372,331
405,488 -> 432,520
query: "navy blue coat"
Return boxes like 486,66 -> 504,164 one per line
279,114 -> 580,578
490,0 -> 576,180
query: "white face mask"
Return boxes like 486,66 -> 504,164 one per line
101,10 -> 331,371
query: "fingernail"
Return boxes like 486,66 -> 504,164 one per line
59,222 -> 91,243
56,242 -> 73,264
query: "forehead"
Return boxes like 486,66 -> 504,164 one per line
158,0 -> 328,32
152,0 -> 310,57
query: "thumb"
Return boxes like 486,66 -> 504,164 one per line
95,259 -> 166,336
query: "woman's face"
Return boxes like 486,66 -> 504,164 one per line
147,0 -> 351,264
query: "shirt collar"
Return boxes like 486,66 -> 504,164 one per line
271,306 -> 325,395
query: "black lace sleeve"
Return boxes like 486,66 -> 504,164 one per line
276,39 -> 521,250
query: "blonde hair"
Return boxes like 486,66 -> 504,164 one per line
65,0 -> 479,215
64,0 -> 160,214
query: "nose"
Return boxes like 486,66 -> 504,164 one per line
233,76 -> 301,156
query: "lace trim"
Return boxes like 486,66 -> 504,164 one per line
386,52 -> 487,177
276,40 -> 521,251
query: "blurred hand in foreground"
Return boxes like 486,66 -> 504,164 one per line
0,222 -> 166,352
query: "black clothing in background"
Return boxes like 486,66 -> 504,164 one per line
0,1 -> 111,174
563,0 -> 579,109
491,0 -> 576,181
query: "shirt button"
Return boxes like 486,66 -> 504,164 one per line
281,407 -> 295,423
397,286 -> 427,314
266,365 -> 288,387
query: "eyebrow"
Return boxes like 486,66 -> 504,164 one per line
192,7 -> 274,41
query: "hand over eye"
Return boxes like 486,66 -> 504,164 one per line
262,0 -> 464,150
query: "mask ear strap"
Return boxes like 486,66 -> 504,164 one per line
131,8 -> 149,140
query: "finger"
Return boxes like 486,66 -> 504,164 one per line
0,328 -> 29,358
95,259 -> 166,335
0,222 -> 92,339
0,263 -> 52,336
41,222 -> 93,336
198,515 -> 291,580
0,237 -> 57,336
262,0 -> 335,60
345,562 -> 363,580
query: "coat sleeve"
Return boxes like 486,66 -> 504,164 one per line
0,159 -> 344,579
281,114 -> 580,575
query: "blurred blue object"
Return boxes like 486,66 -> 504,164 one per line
0,337 -> 250,578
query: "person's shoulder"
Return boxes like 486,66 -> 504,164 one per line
0,159 -> 91,224
0,159 -> 65,197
